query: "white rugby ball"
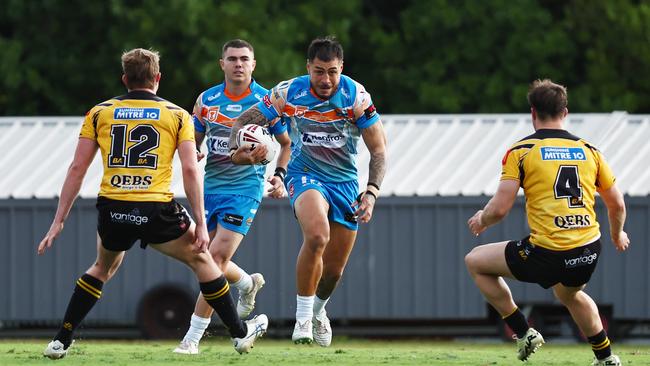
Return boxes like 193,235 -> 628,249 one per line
236,124 -> 277,165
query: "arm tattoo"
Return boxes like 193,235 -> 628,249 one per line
228,107 -> 270,148
368,151 -> 386,188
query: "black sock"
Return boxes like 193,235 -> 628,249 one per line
54,274 -> 103,348
200,276 -> 246,338
588,329 -> 612,360
503,307 -> 529,338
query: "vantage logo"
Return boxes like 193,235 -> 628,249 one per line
565,248 -> 598,268
110,209 -> 149,225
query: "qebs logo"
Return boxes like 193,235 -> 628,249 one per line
114,108 -> 160,120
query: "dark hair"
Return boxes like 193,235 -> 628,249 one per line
221,39 -> 254,58
527,79 -> 568,121
307,36 -> 344,62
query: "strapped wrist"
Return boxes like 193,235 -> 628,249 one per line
364,190 -> 377,201
274,167 -> 287,182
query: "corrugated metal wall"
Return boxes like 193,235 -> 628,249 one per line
2,196 -> 648,326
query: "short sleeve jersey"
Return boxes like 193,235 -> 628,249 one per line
193,80 -> 283,201
79,90 -> 194,202
501,129 -> 616,251
256,75 -> 380,183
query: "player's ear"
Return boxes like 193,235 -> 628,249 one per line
155,73 -> 161,83
121,74 -> 128,88
219,58 -> 225,71
562,108 -> 568,118
251,59 -> 256,71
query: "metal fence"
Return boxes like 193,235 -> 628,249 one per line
2,196 -> 648,329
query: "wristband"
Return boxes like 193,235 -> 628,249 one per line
357,190 -> 378,204
274,167 -> 287,182
364,190 -> 378,201
367,182 -> 380,191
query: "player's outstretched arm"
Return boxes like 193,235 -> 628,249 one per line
194,131 -> 206,162
468,179 -> 519,236
267,131 -> 291,198
178,140 -> 209,253
598,184 -> 629,252
37,137 -> 98,255
353,121 -> 387,223
229,106 -> 271,165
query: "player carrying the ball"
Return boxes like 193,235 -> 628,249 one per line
174,39 -> 291,355
465,79 -> 629,365
229,36 -> 387,347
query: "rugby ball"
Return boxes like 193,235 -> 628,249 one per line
236,124 -> 277,165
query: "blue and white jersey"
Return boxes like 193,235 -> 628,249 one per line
193,80 -> 282,201
257,75 -> 380,183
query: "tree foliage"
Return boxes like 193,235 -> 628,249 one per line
0,0 -> 648,115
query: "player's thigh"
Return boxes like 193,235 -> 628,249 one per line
322,222 -> 357,272
552,282 -> 587,301
466,240 -> 514,277
294,189 -> 330,237
89,233 -> 126,277
149,223 -> 202,264
209,223 -> 245,264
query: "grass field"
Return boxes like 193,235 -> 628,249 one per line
2,338 -> 649,365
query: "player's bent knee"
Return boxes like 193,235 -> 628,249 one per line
464,250 -> 479,273
304,232 -> 329,252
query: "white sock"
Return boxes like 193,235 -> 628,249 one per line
183,314 -> 211,344
296,295 -> 315,323
313,296 -> 330,317
230,268 -> 253,293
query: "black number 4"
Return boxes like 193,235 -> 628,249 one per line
108,124 -> 160,169
554,165 -> 584,208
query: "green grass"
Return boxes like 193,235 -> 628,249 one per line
1,338 -> 649,365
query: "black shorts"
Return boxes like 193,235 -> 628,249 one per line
505,236 -> 601,289
96,197 -> 191,251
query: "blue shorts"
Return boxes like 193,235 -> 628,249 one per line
205,193 -> 260,235
285,173 -> 359,231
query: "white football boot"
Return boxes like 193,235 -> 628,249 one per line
172,340 -> 199,355
237,273 -> 265,318
43,340 -> 71,359
233,314 -> 268,354
592,354 -> 621,366
312,310 -> 332,347
292,319 -> 314,344
515,328 -> 545,361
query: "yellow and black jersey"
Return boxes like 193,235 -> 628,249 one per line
501,129 -> 616,251
80,90 -> 194,202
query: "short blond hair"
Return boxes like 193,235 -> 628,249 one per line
121,48 -> 160,89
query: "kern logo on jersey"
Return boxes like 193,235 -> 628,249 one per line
541,147 -> 586,161
301,132 -> 346,148
193,80 -> 282,201
206,136 -> 230,155
114,108 -> 160,120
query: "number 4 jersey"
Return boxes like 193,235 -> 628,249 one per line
80,90 -> 194,202
501,128 -> 616,251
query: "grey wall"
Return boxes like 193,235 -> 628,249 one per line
1,196 -> 648,326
